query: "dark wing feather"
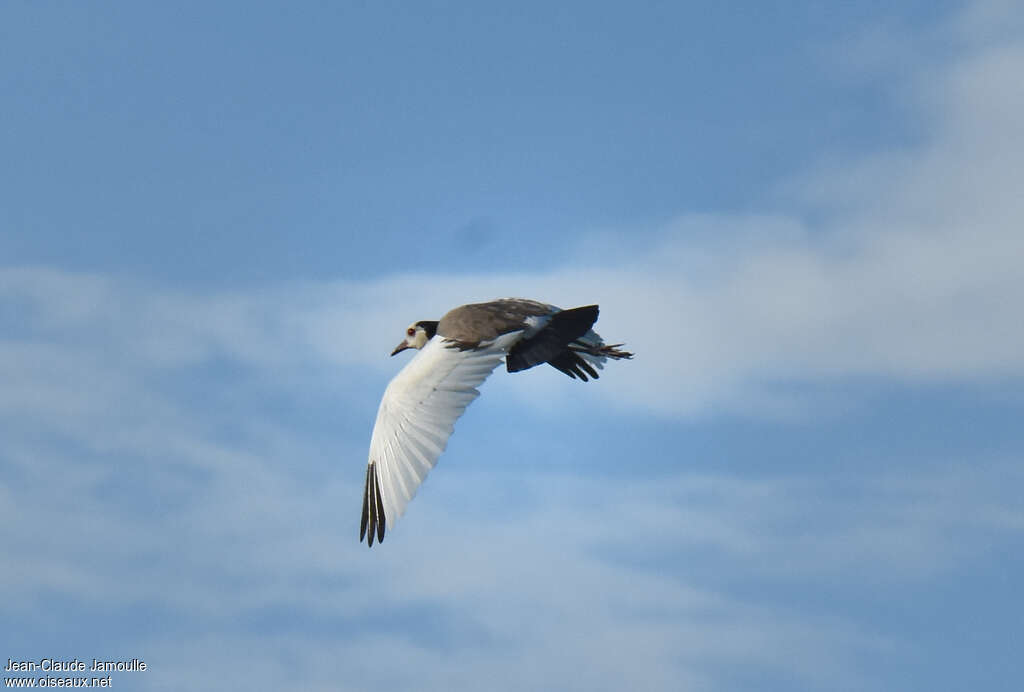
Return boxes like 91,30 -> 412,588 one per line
547,349 -> 600,381
360,462 -> 387,547
506,305 -> 599,373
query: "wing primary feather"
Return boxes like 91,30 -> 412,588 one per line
360,464 -> 370,543
367,463 -> 378,547
373,466 -> 386,544
546,350 -> 599,381
400,433 -> 437,475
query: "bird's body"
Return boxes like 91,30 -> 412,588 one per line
360,298 -> 632,546
436,298 -> 553,345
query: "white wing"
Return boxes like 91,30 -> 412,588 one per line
360,332 -> 520,545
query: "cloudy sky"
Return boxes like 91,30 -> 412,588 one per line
2,1 -> 1023,690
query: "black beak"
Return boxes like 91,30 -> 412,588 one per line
391,342 -> 410,356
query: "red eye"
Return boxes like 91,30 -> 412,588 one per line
407,327 -> 415,336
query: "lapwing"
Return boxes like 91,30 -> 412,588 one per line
360,298 -> 632,546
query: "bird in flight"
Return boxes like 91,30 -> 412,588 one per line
360,298 -> 633,546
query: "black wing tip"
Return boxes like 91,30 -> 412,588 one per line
547,350 -> 600,382
360,462 -> 387,548
374,467 -> 386,544
364,464 -> 372,540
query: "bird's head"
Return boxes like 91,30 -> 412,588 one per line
391,320 -> 439,355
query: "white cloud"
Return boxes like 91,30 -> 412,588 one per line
4,407 -> 1017,691
4,257 -> 1018,689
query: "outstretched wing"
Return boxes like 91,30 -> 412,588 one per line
361,332 -> 520,546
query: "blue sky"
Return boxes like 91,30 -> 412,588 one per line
2,1 -> 1022,690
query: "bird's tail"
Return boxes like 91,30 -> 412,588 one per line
572,342 -> 633,360
544,338 -> 633,381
